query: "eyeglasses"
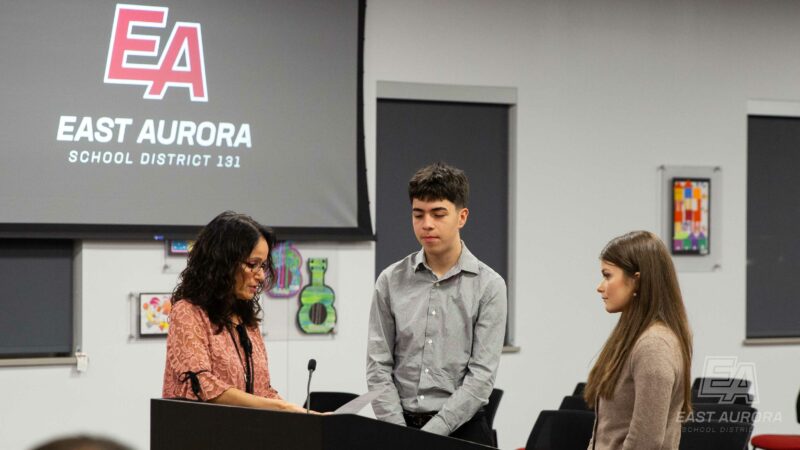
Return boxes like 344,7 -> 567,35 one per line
241,259 -> 269,274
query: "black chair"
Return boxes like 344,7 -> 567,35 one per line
573,382 -> 587,397
692,377 -> 753,406
559,395 -> 591,411
524,410 -> 595,450
303,391 -> 359,413
485,388 -> 504,447
680,417 -> 754,450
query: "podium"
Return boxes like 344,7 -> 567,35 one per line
151,399 -> 495,450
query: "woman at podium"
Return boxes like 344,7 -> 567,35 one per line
585,231 -> 693,450
162,211 -> 308,413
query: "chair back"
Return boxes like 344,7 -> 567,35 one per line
525,410 -> 595,450
748,387 -> 800,448
559,395 -> 590,411
680,418 -> 753,450
796,387 -> 800,424
485,388 -> 504,428
483,388 -> 504,447
304,391 -> 359,413
573,382 -> 587,397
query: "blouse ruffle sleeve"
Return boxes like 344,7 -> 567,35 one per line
163,301 -> 231,401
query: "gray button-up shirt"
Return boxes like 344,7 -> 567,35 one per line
366,243 -> 507,436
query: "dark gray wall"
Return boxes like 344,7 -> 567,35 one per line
376,99 -> 509,285
0,240 -> 73,356
747,116 -> 800,338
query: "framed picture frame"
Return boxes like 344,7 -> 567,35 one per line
167,240 -> 193,256
659,165 -> 722,272
138,293 -> 172,337
670,177 -> 710,256
267,241 -> 303,298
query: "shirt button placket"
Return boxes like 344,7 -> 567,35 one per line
420,277 -> 438,398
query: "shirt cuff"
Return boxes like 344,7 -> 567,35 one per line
421,415 -> 450,436
384,413 -> 407,427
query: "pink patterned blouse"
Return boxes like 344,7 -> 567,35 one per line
162,300 -> 280,401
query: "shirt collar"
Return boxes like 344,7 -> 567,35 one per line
413,241 -> 480,276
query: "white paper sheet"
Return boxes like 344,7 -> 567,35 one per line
332,389 -> 384,415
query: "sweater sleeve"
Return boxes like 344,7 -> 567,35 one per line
621,335 -> 679,450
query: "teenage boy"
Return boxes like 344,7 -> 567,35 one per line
367,162 -> 507,446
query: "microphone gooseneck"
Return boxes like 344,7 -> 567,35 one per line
305,358 -> 316,414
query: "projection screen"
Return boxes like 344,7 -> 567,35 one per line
0,0 -> 370,240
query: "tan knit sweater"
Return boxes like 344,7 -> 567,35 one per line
588,323 -> 686,450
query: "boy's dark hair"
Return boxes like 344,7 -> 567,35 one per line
408,162 -> 469,208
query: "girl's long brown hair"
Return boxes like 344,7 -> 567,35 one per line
585,231 -> 693,414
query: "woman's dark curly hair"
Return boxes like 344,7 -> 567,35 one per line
172,211 -> 276,332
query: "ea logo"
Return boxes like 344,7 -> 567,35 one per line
104,4 -> 208,102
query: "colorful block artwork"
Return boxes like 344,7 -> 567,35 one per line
139,293 -> 172,336
672,178 -> 710,255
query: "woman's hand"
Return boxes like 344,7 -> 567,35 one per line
282,402 -> 323,414
282,401 -> 310,413
209,388 -> 327,414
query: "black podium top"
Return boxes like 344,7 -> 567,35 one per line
151,398 -> 495,450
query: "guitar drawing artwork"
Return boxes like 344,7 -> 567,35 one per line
297,258 -> 337,334
267,241 -> 303,298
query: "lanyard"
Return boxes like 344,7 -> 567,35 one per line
229,323 -> 254,394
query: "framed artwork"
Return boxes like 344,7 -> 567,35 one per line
168,240 -> 194,256
267,241 -> 303,298
659,165 -> 721,272
671,178 -> 710,256
297,258 -> 337,334
139,293 -> 172,337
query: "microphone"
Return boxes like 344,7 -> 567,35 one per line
305,359 -> 316,414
